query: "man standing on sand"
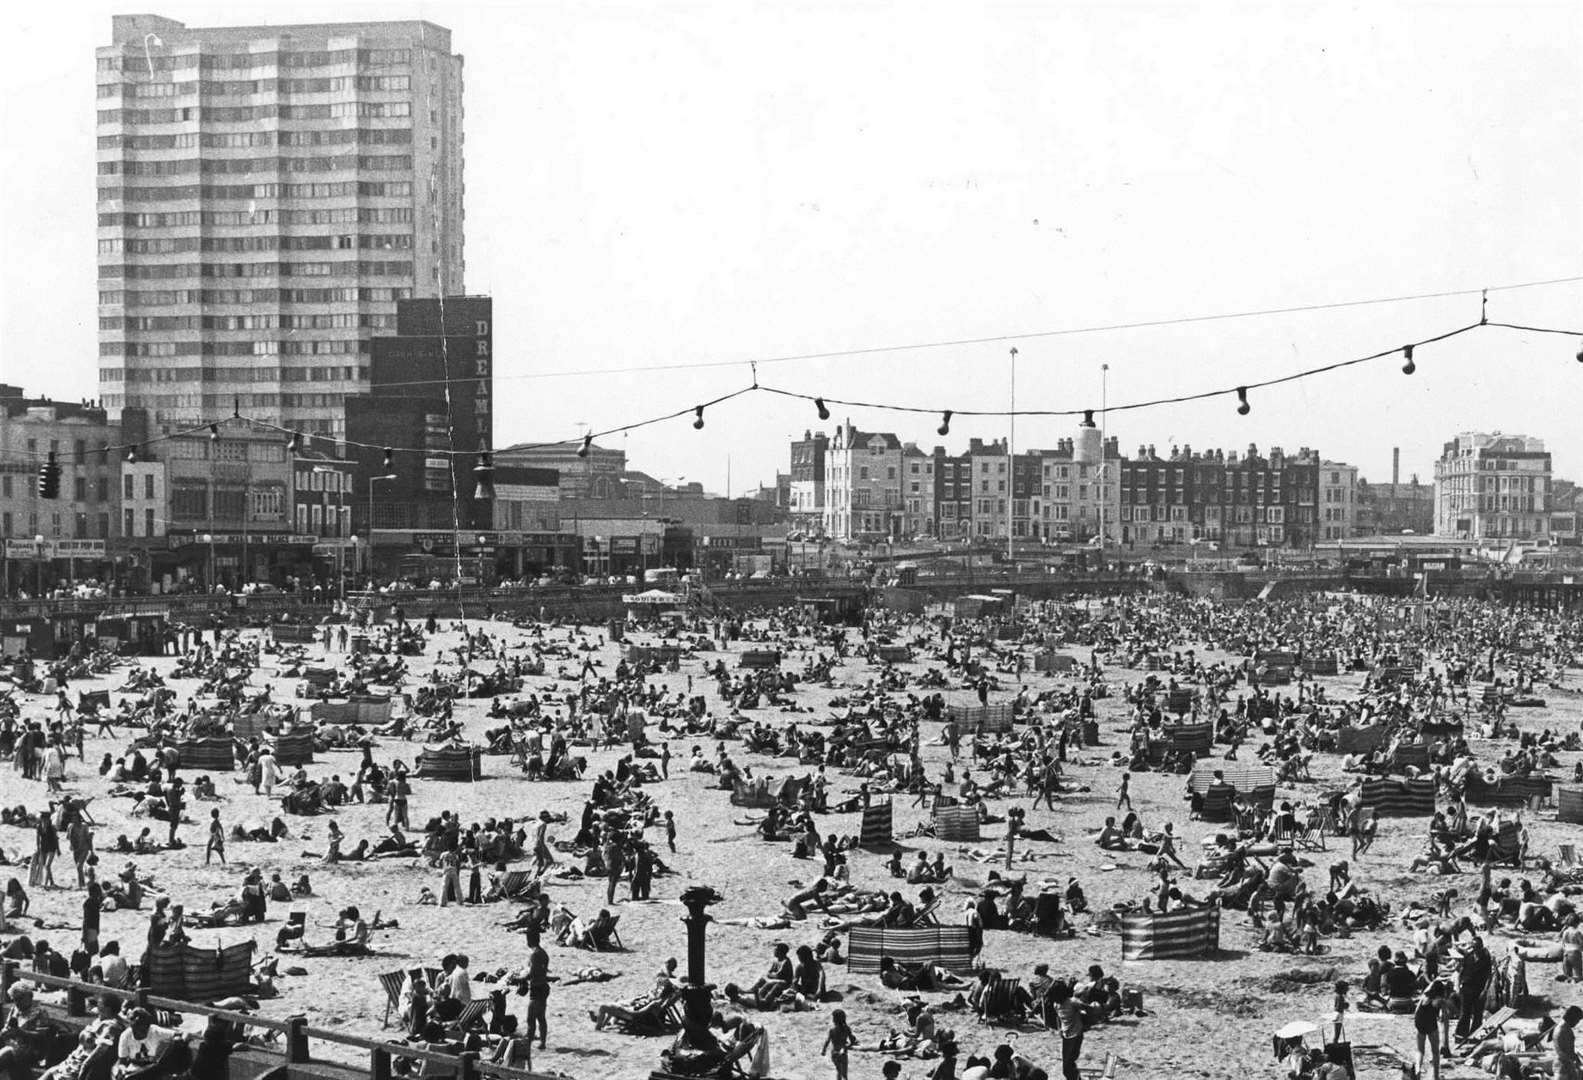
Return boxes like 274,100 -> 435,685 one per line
164,778 -> 184,848
603,828 -> 625,906
387,764 -> 411,830
525,929 -> 551,1051
1005,808 -> 1022,870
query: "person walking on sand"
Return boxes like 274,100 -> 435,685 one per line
257,749 -> 280,797
205,808 -> 226,866
42,740 -> 66,795
1117,771 -> 1133,811
531,811 -> 554,875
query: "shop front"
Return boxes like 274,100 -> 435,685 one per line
159,531 -> 320,592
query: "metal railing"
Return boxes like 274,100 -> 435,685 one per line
0,964 -> 554,1080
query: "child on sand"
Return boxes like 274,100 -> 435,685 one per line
205,809 -> 225,866
821,1009 -> 857,1080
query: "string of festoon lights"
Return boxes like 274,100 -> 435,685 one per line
9,307 -> 1582,486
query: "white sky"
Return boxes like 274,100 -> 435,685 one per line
3,1 -> 1580,496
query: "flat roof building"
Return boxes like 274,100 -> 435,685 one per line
95,14 -> 465,438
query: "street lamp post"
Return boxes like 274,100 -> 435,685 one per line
34,534 -> 45,598
366,473 -> 398,582
203,533 -> 215,594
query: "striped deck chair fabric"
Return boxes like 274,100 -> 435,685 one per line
175,737 -> 235,771
1120,907 -> 1220,961
1335,726 -> 1389,755
498,870 -> 532,898
848,926 -> 974,974
1466,774 -> 1553,807
1147,722 -> 1213,763
957,704 -> 1015,735
271,731 -> 315,766
188,941 -> 254,1003
1357,778 -> 1436,817
860,802 -> 894,848
417,745 -> 481,781
1196,785 -> 1235,823
1188,762 -> 1276,795
977,974 -> 1026,1024
1391,743 -> 1431,773
447,998 -> 491,1032
146,944 -> 186,997
932,805 -> 981,842
379,970 -> 407,1026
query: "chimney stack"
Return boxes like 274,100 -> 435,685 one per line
1392,447 -> 1400,489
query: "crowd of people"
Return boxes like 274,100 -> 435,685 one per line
0,590 -> 1579,1079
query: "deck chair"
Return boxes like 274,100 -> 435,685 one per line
379,969 -> 408,1027
276,911 -> 307,950
498,870 -> 532,899
1491,822 -> 1525,867
1196,786 -> 1234,823
1296,809 -> 1328,852
446,998 -> 491,1034
1457,1004 -> 1518,1048
591,914 -> 622,951
612,990 -> 685,1035
976,974 -> 1028,1026
1099,1052 -> 1119,1079
1559,843 -> 1576,869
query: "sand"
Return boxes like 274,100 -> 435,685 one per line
4,611 -> 1581,1080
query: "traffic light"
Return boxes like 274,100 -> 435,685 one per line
36,451 -> 61,500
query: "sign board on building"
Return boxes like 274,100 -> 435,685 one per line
3,539 -> 107,559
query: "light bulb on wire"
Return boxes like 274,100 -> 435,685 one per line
815,397 -> 830,421
1401,345 -> 1416,375
693,406 -> 705,430
209,423 -> 220,441
382,447 -> 394,471
125,445 -> 138,464
937,410 -> 952,437
1235,387 -> 1251,416
287,431 -> 301,453
577,433 -> 593,459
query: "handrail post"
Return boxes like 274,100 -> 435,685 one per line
370,1047 -> 392,1080
0,961 -> 14,1022
285,1014 -> 309,1063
